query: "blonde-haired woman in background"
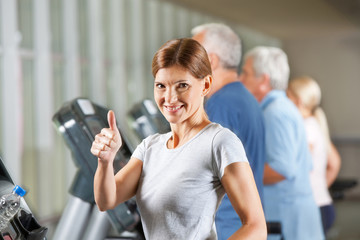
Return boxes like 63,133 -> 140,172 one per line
287,76 -> 341,236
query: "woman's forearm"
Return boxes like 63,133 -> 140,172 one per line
228,221 -> 267,240
326,143 -> 341,187
94,159 -> 117,211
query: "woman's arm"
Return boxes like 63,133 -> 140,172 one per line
91,110 -> 142,211
326,142 -> 341,187
221,162 -> 267,240
94,156 -> 143,211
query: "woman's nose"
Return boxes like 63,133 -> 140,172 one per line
165,88 -> 178,103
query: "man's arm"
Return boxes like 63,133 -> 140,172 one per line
263,163 -> 285,185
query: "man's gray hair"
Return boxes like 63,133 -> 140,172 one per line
244,46 -> 290,90
191,23 -> 241,69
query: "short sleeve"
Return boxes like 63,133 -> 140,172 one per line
264,107 -> 298,179
212,128 -> 248,179
131,133 -> 164,162
131,138 -> 146,162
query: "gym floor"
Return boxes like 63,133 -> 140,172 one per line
327,197 -> 360,240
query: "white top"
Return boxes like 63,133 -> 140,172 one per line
304,117 -> 332,206
132,123 -> 248,240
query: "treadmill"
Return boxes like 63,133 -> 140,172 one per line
52,98 -> 169,240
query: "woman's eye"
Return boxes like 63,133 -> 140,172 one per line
178,83 -> 188,89
155,83 -> 165,89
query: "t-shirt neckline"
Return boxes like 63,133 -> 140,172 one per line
164,122 -> 215,151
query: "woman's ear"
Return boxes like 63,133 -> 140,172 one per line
202,75 -> 212,96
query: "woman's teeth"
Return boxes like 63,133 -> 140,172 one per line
166,106 -> 181,111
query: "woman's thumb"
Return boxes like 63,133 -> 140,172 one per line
107,110 -> 117,131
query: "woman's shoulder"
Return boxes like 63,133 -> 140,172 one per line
304,116 -> 322,136
207,123 -> 248,166
206,123 -> 241,143
304,116 -> 319,126
204,122 -> 225,134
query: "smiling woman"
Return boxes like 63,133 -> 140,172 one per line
92,38 -> 267,240
151,38 -> 213,147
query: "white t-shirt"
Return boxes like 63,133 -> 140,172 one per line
304,117 -> 332,206
132,123 -> 248,240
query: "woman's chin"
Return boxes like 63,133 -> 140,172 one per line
166,118 -> 178,125
164,116 -> 180,125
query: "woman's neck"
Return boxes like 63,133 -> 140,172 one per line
168,114 -> 210,149
300,106 -> 312,118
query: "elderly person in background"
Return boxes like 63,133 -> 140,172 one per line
240,46 -> 324,240
192,23 -> 266,240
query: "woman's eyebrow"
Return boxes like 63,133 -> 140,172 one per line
174,79 -> 189,84
154,79 -> 189,84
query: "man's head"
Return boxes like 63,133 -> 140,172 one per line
191,23 -> 241,71
240,46 -> 290,102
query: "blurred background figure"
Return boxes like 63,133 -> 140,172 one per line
192,23 -> 266,240
287,76 -> 342,236
240,46 -> 324,240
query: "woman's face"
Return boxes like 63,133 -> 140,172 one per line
154,65 -> 206,125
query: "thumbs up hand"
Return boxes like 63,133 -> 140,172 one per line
91,110 -> 123,164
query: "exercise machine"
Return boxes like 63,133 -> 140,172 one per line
52,98 -> 170,239
0,157 -> 48,240
52,98 -> 143,240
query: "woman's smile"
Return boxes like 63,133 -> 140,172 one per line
164,105 -> 184,113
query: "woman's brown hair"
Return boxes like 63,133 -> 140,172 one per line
152,38 -> 212,79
